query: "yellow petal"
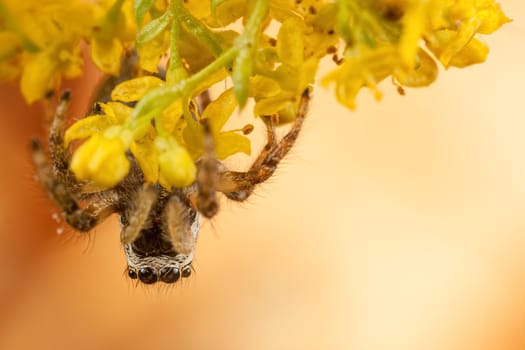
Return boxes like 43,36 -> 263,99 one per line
476,3 -> 511,34
399,1 -> 427,67
395,49 -> 438,87
64,115 -> 116,146
215,132 -> 251,159
274,57 -> 318,93
185,0 -> 211,19
448,37 -> 489,68
90,36 -> 123,75
253,91 -> 295,116
249,75 -> 281,99
162,99 -> 183,133
58,46 -> 83,79
277,17 -> 304,66
20,51 -> 58,104
136,29 -> 170,73
427,30 -> 489,68
101,102 -> 133,122
201,88 -> 237,133
111,76 -> 165,102
130,135 -> 159,183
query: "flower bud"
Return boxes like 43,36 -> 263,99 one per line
155,136 -> 196,188
70,133 -> 130,189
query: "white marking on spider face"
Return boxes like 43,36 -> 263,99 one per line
123,243 -> 193,272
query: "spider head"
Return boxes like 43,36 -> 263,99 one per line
119,187 -> 201,285
123,225 -> 195,284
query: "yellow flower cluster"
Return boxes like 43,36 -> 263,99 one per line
0,0 -> 510,189
322,0 -> 511,108
0,0 -> 135,103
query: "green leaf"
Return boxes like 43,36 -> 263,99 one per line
133,0 -> 156,27
137,11 -> 172,46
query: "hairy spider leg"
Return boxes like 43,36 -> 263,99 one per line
31,138 -> 116,231
120,184 -> 157,243
48,90 -> 77,188
217,88 -> 310,202
32,91 -> 118,231
164,195 -> 198,256
195,119 -> 220,218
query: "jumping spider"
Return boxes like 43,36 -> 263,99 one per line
31,89 -> 310,285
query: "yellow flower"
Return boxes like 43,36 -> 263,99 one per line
0,0 -> 95,102
90,0 -> 136,75
155,135 -> 196,188
185,88 -> 251,160
322,44 -> 399,109
423,0 -> 510,68
252,17 -> 318,121
20,39 -> 83,103
70,132 -> 131,189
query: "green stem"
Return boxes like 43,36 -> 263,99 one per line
231,0 -> 268,107
173,0 -> 223,57
185,46 -> 237,91
166,0 -> 186,84
242,0 -> 268,43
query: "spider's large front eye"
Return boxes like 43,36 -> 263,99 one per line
138,267 -> 157,284
160,266 -> 180,283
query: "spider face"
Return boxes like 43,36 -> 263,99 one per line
119,189 -> 200,284
124,244 -> 192,284
31,89 -> 310,286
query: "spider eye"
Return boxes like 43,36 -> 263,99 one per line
181,265 -> 192,278
160,266 -> 180,283
128,268 -> 137,279
138,267 -> 157,284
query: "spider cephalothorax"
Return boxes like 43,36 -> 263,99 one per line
31,88 -> 310,285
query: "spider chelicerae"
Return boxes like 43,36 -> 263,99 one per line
31,88 -> 310,285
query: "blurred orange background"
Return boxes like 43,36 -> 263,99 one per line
1,2 -> 525,349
